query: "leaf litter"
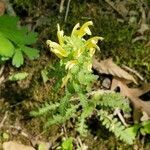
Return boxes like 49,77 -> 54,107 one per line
92,58 -> 150,122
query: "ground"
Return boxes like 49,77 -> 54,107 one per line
0,0 -> 150,149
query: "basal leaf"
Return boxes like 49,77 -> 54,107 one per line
0,15 -> 38,45
0,27 -> 38,45
12,49 -> 24,67
9,72 -> 28,81
0,15 -> 19,29
0,35 -> 14,57
21,45 -> 39,60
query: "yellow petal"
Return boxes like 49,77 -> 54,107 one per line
46,40 -> 68,58
89,48 -> 96,57
77,21 -> 93,37
85,36 -> 103,51
57,24 -> 64,46
65,60 -> 77,70
71,23 -> 80,37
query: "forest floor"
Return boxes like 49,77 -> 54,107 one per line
0,0 -> 150,149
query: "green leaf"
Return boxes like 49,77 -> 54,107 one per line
41,69 -> 49,83
0,15 -> 19,29
12,49 -> 24,67
0,15 -> 38,45
61,137 -> 73,150
122,124 -> 140,144
140,121 -> 150,135
0,35 -> 14,57
21,45 -> 39,60
9,72 -> 28,81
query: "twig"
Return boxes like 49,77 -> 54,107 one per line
113,108 -> 128,127
0,111 -> 8,128
122,65 -> 144,81
64,0 -> 71,22
59,0 -> 65,13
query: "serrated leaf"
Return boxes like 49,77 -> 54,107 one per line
9,72 -> 28,81
0,35 -> 14,57
0,15 -> 38,45
12,49 -> 24,67
123,124 -> 140,144
21,45 -> 39,60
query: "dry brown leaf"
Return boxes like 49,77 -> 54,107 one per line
92,58 -> 137,84
141,111 -> 150,121
0,1 -> 5,16
111,77 -> 150,122
3,141 -> 35,150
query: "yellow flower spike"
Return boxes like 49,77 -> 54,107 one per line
46,40 -> 68,58
71,23 -> 80,37
57,24 -> 64,46
65,60 -> 77,70
77,21 -> 93,38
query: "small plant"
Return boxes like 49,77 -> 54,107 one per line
0,15 -> 39,67
31,21 -> 143,145
61,137 -> 73,150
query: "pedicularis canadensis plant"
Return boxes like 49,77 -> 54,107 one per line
46,21 -> 103,89
31,21 -> 140,145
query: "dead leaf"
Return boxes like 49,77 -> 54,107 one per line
92,58 -> 137,84
0,1 -> 5,16
3,141 -> 35,150
111,77 -> 150,122
141,111 -> 150,121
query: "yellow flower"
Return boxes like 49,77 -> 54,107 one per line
85,36 -> 103,51
71,21 -> 93,38
57,24 -> 64,46
46,40 -> 68,58
65,60 -> 77,70
71,23 -> 80,37
89,48 -> 96,57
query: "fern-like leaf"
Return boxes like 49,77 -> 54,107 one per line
98,109 -> 136,144
30,102 -> 59,117
93,92 -> 131,112
45,104 -> 77,127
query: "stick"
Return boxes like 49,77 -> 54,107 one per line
64,0 -> 71,22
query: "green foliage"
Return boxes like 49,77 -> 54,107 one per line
61,137 -> 73,150
92,92 -> 131,112
30,102 -> 60,117
140,121 -> 150,135
31,21 -> 143,145
8,72 -> 28,81
98,109 -> 138,145
0,15 -> 39,67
